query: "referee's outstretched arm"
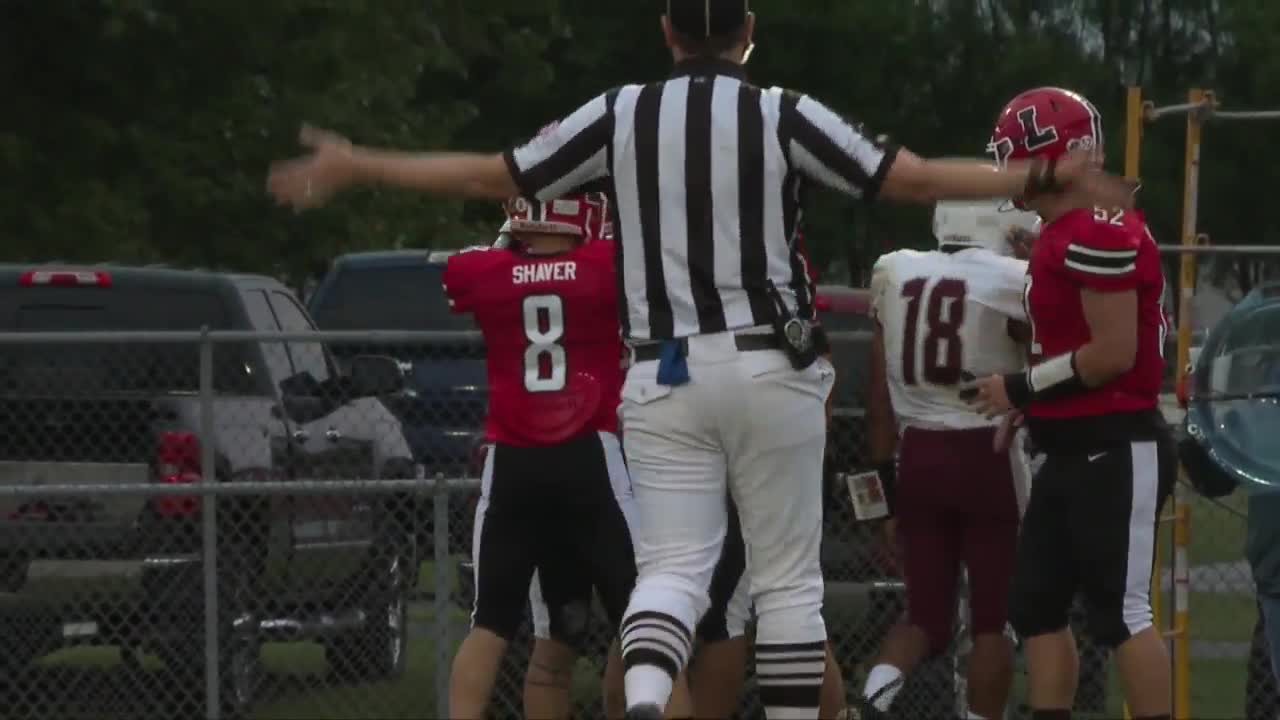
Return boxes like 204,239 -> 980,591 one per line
268,103 -> 1133,214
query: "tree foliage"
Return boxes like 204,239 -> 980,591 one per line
2,0 -> 1278,285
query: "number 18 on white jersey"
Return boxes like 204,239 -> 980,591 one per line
870,248 -> 1030,430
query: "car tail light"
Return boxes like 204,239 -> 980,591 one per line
154,431 -> 201,518
814,295 -> 833,312
19,270 -> 112,288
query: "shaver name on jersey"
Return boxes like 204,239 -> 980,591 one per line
513,261 -> 577,285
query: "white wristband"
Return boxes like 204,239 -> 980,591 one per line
1028,352 -> 1079,393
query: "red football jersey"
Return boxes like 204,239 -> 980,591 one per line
1024,206 -> 1169,418
443,241 -> 622,447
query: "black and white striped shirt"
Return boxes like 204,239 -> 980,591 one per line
503,57 -> 899,341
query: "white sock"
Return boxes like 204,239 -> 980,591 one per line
965,711 -> 987,720
863,663 -> 904,712
623,665 -> 672,711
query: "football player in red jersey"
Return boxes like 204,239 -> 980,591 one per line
967,87 -> 1175,720
443,186 -> 638,719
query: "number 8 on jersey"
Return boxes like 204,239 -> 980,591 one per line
523,295 -> 566,392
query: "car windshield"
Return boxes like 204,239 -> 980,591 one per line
1189,301 -> 1280,485
1196,303 -> 1280,400
311,265 -> 475,332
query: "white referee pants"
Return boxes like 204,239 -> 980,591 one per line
620,329 -> 834,649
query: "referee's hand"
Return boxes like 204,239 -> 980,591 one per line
1053,149 -> 1139,210
268,125 -> 356,211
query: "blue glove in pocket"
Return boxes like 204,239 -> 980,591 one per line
655,340 -> 690,387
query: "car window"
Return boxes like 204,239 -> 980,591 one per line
310,265 -> 474,331
0,286 -> 259,394
241,290 -> 294,386
818,309 -> 873,333
268,291 -> 331,383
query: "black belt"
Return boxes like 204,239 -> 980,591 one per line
631,333 -> 780,363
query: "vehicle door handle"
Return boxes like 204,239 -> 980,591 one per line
292,430 -> 310,443
325,428 -> 342,442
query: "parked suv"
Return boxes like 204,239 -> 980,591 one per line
308,250 -> 488,553
0,265 -> 422,717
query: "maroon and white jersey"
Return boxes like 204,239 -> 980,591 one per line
872,247 -> 1028,430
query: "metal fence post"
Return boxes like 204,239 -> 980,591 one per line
199,326 -> 221,720
433,472 -> 450,718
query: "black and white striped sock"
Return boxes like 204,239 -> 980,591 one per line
620,610 -> 693,708
756,640 -> 826,720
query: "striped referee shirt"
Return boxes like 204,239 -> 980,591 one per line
503,57 -> 899,341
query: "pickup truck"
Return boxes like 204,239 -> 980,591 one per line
0,265 -> 422,718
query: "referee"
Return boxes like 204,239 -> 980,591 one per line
267,3 -> 1135,718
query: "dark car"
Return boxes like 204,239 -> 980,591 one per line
0,265 -> 422,718
308,250 -> 488,471
307,250 -> 491,554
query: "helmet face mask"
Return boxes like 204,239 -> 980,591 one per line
499,193 -> 610,248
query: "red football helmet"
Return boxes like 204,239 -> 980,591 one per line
500,193 -> 609,242
988,87 -> 1104,168
498,120 -> 611,245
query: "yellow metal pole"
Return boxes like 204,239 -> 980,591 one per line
1125,86 -> 1164,625
1125,86 -> 1143,181
1172,87 -> 1207,720
1121,85 -> 1144,720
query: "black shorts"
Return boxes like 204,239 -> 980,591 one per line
470,431 -> 636,648
1009,413 -> 1175,648
695,495 -> 751,643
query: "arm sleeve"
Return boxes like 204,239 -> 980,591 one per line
442,254 -> 477,314
978,256 -> 1029,321
777,90 -> 900,202
1057,216 -> 1142,292
503,91 -> 616,202
868,255 -> 893,321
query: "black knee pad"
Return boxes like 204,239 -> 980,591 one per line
472,592 -> 526,642
547,600 -> 592,655
921,619 -> 956,659
1084,607 -> 1142,649
1009,602 -> 1070,641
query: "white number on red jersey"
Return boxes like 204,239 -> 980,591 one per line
522,294 -> 566,392
1093,206 -> 1125,226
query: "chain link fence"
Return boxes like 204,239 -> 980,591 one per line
0,329 -> 1269,719
1163,246 -> 1278,720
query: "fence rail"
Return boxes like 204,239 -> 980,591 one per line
0,478 -> 476,498
0,329 -> 1262,719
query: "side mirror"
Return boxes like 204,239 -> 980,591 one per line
279,371 -> 323,399
348,354 -> 405,397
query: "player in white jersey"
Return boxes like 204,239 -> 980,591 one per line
857,200 -> 1037,720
